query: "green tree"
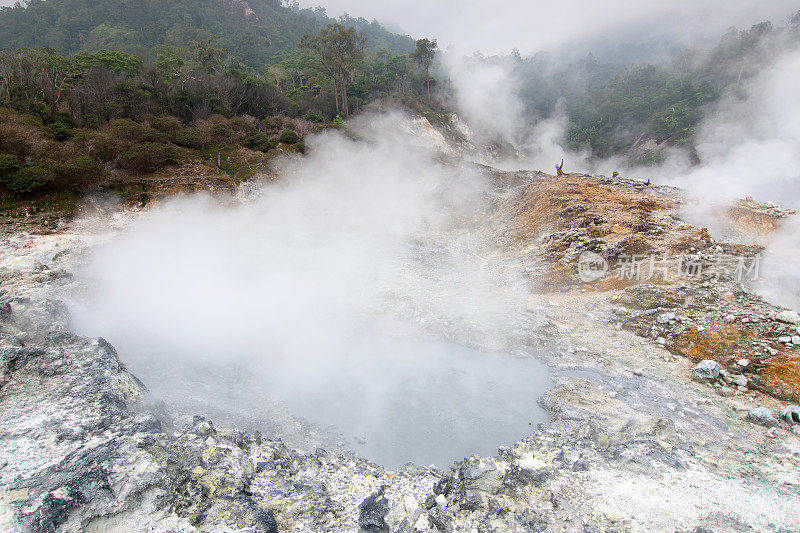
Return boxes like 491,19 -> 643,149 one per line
73,50 -> 143,77
31,48 -> 77,122
300,23 -> 365,117
411,38 -> 437,102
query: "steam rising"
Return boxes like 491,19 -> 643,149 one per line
70,113 -> 550,466
301,0 -> 798,54
442,54 -> 523,143
439,8 -> 800,309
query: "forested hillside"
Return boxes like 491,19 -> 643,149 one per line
0,0 -> 414,65
0,0 -> 442,207
510,13 -> 800,164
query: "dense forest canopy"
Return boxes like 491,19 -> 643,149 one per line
0,0 -> 442,201
0,0 -> 414,66
0,0 -> 433,127
507,14 -> 800,163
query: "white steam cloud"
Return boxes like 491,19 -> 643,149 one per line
300,0 -> 798,55
69,112 -> 551,467
442,53 -> 523,142
665,48 -> 800,207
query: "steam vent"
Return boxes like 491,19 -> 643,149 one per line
2,1 -> 800,531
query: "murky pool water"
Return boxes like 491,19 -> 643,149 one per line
279,337 -> 552,468
95,332 -> 551,468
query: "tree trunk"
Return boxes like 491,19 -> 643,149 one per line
333,76 -> 340,115
426,68 -> 431,102
556,159 -> 564,176
340,72 -> 349,117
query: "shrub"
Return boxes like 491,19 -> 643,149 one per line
278,129 -> 300,144
82,114 -> 101,129
150,115 -> 182,136
303,111 -> 325,123
141,128 -> 164,142
116,143 -> 177,173
89,134 -> 119,162
228,116 -> 256,134
108,118 -> 147,141
32,140 -> 79,164
0,136 -> 28,159
1,165 -> 55,194
208,123 -> 236,144
0,153 -> 21,177
259,117 -> 280,131
206,113 -> 228,125
332,115 -> 344,127
58,156 -> 106,187
175,127 -> 201,148
243,132 -> 276,152
49,121 -> 73,141
52,112 -> 73,125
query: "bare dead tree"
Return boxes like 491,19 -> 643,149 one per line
556,159 -> 564,176
612,171 -> 619,177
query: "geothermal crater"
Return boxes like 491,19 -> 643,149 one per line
2,124 -> 800,532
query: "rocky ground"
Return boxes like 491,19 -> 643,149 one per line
1,168 -> 800,532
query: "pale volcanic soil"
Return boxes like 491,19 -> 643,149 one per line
1,165 -> 800,532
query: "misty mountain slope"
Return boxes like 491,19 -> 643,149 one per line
444,12 -> 800,170
0,0 -> 414,66
2,112 -> 800,531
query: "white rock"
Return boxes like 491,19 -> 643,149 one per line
779,336 -> 793,344
776,310 -> 800,324
403,496 -> 421,524
414,514 -> 430,531
657,312 -> 676,324
737,359 -> 750,367
733,375 -> 748,388
692,360 -> 721,381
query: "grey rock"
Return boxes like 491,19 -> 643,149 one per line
504,464 -> 552,487
746,407 -> 777,427
776,310 -> 800,325
191,416 -> 214,437
461,489 -> 488,510
461,459 -> 502,494
692,360 -> 721,381
462,459 -> 497,481
359,487 -> 389,532
253,508 -> 278,533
